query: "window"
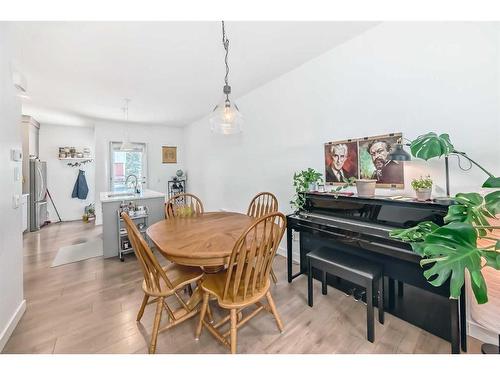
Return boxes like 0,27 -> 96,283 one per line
109,142 -> 148,191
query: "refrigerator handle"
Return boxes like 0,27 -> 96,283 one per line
37,166 -> 45,201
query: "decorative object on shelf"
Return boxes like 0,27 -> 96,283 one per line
355,179 -> 377,197
324,133 -> 404,189
168,179 -> 186,198
208,21 -> 243,135
176,169 -> 184,179
120,98 -> 135,151
162,146 -> 177,163
290,168 -> 323,213
411,176 -> 433,201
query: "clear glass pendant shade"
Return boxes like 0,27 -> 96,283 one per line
209,98 -> 244,135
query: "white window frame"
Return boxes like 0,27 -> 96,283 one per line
109,141 -> 148,191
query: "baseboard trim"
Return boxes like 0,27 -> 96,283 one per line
0,299 -> 26,352
468,320 -> 498,346
277,246 -> 299,263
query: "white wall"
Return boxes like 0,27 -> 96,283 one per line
39,124 -> 96,221
185,22 -> 499,215
0,24 -> 25,351
184,22 -> 500,343
94,121 -> 184,224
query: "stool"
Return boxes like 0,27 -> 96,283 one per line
306,247 -> 384,343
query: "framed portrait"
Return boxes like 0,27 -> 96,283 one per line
358,133 -> 404,188
162,146 -> 177,164
324,140 -> 358,185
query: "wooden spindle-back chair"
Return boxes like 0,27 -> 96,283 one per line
246,191 -> 278,218
165,193 -> 204,219
247,192 -> 279,283
195,212 -> 286,354
122,213 -> 203,354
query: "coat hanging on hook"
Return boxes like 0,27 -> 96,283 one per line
72,169 -> 89,200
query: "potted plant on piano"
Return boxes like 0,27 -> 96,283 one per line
290,168 -> 323,216
389,132 -> 500,307
411,175 -> 433,201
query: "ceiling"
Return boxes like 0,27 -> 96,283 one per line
9,21 -> 379,127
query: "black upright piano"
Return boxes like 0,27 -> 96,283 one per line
286,192 -> 466,354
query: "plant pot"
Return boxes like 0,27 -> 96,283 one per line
415,188 -> 432,201
356,179 -> 377,197
308,182 -> 317,192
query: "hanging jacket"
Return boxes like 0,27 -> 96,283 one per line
72,169 -> 89,200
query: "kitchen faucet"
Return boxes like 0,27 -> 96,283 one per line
125,174 -> 140,194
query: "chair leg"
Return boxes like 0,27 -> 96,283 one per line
149,297 -> 164,354
378,276 -> 385,325
195,292 -> 209,339
230,309 -> 238,354
366,284 -> 374,343
266,291 -> 284,332
137,293 -> 149,322
206,301 -> 214,323
270,268 -> 278,284
321,271 -> 328,295
308,261 -> 313,307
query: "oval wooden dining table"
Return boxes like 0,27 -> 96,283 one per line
146,211 -> 255,270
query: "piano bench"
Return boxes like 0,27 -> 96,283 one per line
306,247 -> 384,343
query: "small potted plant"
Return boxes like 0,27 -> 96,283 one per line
411,175 -> 433,201
290,168 -> 324,214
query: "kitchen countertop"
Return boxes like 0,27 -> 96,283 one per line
99,189 -> 165,203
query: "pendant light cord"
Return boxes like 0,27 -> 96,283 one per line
222,21 -> 230,101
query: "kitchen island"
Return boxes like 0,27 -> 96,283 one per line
100,189 -> 166,259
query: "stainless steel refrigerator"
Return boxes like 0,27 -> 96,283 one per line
29,159 -> 47,231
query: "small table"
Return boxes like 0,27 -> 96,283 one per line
147,211 -> 255,270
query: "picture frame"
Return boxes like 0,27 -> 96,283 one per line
324,132 -> 404,189
162,146 -> 177,164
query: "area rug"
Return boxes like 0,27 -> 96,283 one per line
51,238 -> 103,267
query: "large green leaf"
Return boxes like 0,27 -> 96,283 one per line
485,190 -> 500,215
444,193 -> 492,236
480,250 -> 500,270
410,132 -> 454,161
389,221 -> 440,243
482,177 -> 500,188
419,222 -> 488,304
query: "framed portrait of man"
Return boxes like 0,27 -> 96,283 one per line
358,133 -> 404,188
324,140 -> 358,184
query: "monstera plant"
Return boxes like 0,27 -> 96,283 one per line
390,132 -> 500,304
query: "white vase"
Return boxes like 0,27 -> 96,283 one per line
356,179 -> 377,197
415,188 -> 432,201
308,182 -> 317,192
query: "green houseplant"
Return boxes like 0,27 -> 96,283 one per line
290,168 -> 323,213
411,175 -> 433,201
390,132 -> 500,304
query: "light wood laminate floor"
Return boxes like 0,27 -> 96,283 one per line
3,221 -> 482,354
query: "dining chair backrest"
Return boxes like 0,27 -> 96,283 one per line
222,212 -> 286,303
122,212 -> 174,293
246,192 -> 278,219
165,193 -> 204,219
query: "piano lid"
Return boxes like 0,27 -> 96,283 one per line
304,192 -> 450,229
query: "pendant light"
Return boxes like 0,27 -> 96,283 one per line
120,98 -> 135,151
208,21 -> 244,135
